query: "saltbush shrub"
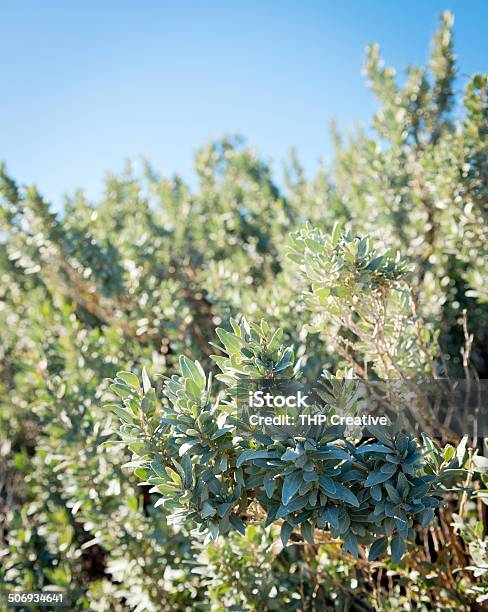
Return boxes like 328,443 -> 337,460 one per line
1,10 -> 487,610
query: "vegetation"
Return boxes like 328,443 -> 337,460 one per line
1,11 -> 487,611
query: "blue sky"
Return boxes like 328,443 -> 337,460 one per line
1,1 -> 487,207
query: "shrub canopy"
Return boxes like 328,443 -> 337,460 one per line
1,11 -> 487,611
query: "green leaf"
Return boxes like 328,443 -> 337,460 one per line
217,502 -> 232,518
166,466 -> 181,485
384,483 -> 401,503
366,425 -> 393,446
318,475 -> 336,495
421,508 -> 434,528
323,506 -> 339,529
304,238 -> 323,254
366,255 -> 383,272
364,470 -> 393,487
179,440 -> 199,456
180,356 -> 206,389
368,536 -> 388,561
236,449 -> 270,468
282,472 -> 303,506
280,521 -> 293,547
312,284 -> 331,300
267,328 -> 283,351
208,521 -> 219,541
371,484 -> 382,502
456,435 -> 469,465
275,496 -> 308,519
343,532 -> 359,558
216,328 -> 242,354
357,443 -> 393,454
106,403 -> 136,423
331,221 -> 342,246
301,521 -> 314,544
116,371 -> 140,388
264,473 -> 276,498
229,514 -> 246,535
281,448 -> 300,462
473,455 -> 488,474
380,463 -> 397,475
185,377 -> 202,400
329,483 -> 360,507
142,367 -> 152,394
397,472 -> 410,498
443,444 -> 455,462
110,383 -> 132,399
202,501 -> 216,518
391,534 -> 405,563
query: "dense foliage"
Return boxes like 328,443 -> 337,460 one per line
1,11 -> 487,611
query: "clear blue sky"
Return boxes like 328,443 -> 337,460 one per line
1,1 -> 487,208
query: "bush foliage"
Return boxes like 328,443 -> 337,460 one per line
1,11 -> 488,611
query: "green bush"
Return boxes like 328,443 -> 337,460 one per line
1,10 -> 487,611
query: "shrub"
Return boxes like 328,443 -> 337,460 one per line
1,10 -> 487,610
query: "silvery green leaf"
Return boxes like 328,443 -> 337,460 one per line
338,510 -> 351,533
110,383 -> 132,399
456,435 -> 469,465
276,495 -> 308,519
217,502 -> 231,517
280,521 -> 293,547
421,508 -> 435,527
201,501 -> 216,518
229,515 -> 246,535
364,470 -> 393,487
380,463 -> 397,475
319,475 -> 337,495
301,521 -> 314,544
268,328 -> 283,352
109,404 -> 136,423
216,328 -> 242,354
384,483 -> 401,503
315,446 -> 350,461
236,449 -> 270,468
329,483 -> 360,507
396,433 -> 409,454
116,371 -> 140,388
179,440 -> 199,457
397,472 -> 410,498
343,532 -> 359,558
366,255 -> 384,272
282,472 -> 303,505
281,448 -> 301,462
264,473 -> 276,498
142,367 -> 152,394
356,443 -> 393,454
299,479 -> 312,496
323,506 -> 340,529
391,534 -> 405,563
366,425 -> 393,446
368,536 -> 388,561
371,484 -> 382,502
473,455 -> 488,474
208,521 -> 219,541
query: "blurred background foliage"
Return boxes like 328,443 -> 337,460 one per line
0,11 -> 487,611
